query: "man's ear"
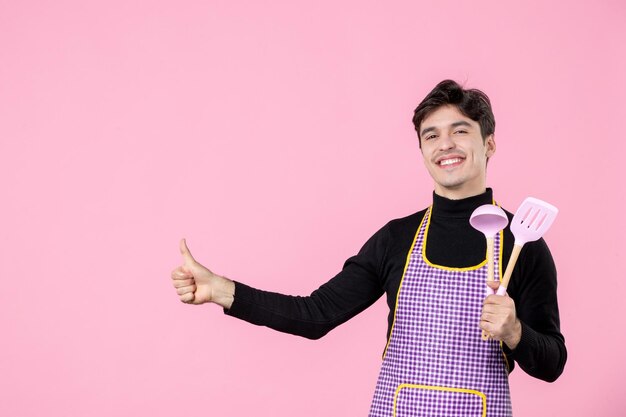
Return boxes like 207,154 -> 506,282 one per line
485,134 -> 496,158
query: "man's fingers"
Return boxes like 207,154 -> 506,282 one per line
483,294 -> 508,306
180,238 -> 196,263
486,280 -> 501,291
484,294 -> 504,304
172,267 -> 193,280
177,285 -> 196,296
179,292 -> 195,303
480,316 -> 499,335
173,278 -> 195,288
479,320 -> 492,333
481,311 -> 497,324
481,302 -> 497,314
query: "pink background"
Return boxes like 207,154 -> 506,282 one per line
1,1 -> 625,416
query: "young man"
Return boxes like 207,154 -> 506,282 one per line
171,80 -> 567,416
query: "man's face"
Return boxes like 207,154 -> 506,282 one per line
419,105 -> 495,199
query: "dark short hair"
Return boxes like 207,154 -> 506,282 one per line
412,80 -> 495,147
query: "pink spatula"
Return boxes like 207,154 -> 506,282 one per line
497,197 -> 559,296
470,204 -> 509,340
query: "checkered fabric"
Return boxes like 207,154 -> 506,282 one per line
368,207 -> 512,417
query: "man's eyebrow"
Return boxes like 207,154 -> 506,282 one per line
450,120 -> 472,129
420,126 -> 437,137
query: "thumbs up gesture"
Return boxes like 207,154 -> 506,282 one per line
171,239 -> 235,308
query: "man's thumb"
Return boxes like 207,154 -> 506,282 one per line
486,280 -> 501,291
180,238 -> 196,263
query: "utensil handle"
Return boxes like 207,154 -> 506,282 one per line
499,243 -> 523,292
485,237 -> 495,296
482,237 -> 495,340
487,236 -> 495,282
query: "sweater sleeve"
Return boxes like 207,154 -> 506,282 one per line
223,224 -> 389,339
505,238 -> 567,382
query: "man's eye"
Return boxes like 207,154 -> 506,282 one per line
425,134 -> 437,140
454,130 -> 468,135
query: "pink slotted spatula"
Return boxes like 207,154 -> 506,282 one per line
497,197 -> 559,296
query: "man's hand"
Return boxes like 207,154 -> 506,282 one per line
171,239 -> 235,308
480,280 -> 522,349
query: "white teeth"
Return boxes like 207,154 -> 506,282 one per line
439,158 -> 462,166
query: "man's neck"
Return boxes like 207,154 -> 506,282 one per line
433,186 -> 487,201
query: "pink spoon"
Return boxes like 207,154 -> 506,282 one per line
470,204 -> 509,295
470,204 -> 509,341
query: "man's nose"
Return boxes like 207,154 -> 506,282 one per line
438,133 -> 456,150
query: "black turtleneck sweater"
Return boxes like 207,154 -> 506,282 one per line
224,189 -> 567,382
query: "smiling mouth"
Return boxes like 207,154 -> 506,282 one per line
438,157 -> 465,167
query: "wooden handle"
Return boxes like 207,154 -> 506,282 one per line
482,237 -> 495,341
501,244 -> 523,290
